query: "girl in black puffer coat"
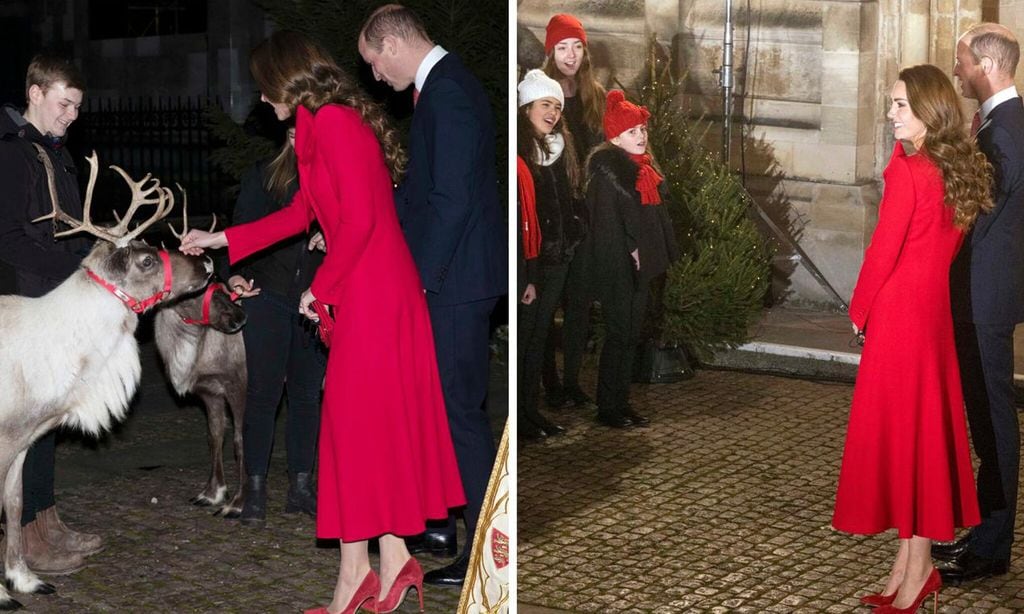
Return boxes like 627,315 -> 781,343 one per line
516,69 -> 586,440
585,90 -> 679,428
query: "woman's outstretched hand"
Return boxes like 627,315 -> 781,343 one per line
179,229 -> 228,255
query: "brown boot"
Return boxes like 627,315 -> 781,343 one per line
38,506 -> 103,556
16,517 -> 86,575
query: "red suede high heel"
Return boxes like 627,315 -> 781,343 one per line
377,557 -> 424,613
875,568 -> 941,614
859,591 -> 897,607
304,569 -> 381,614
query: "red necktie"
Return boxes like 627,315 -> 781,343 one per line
413,88 -> 420,107
971,110 -> 982,137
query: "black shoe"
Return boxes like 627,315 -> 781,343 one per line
238,475 -> 267,527
932,533 -> 971,562
596,411 -> 633,428
284,471 -> 317,518
621,405 -> 649,427
529,413 -> 566,437
423,553 -> 469,587
518,413 -> 547,441
406,531 -> 457,557
939,550 -> 1010,586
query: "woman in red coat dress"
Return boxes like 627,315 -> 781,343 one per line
180,31 -> 465,614
832,64 -> 991,613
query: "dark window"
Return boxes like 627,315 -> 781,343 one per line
89,0 -> 207,40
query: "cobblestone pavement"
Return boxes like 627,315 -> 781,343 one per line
8,336 -> 506,613
518,369 -> 1024,613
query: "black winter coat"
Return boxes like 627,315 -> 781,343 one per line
230,160 -> 324,304
585,145 -> 680,285
563,95 -> 603,168
530,153 -> 584,271
0,105 -> 92,297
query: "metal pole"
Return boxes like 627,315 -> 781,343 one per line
716,0 -> 846,308
720,0 -> 734,164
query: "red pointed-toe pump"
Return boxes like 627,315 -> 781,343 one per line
377,557 -> 424,613
305,569 -> 381,614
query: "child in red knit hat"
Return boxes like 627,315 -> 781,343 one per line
584,89 -> 680,428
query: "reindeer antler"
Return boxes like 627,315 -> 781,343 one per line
32,149 -> 176,248
167,182 -> 216,241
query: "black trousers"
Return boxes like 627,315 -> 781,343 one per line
955,322 -> 1019,562
520,264 -> 569,415
542,244 -> 595,394
563,243 -> 596,392
21,431 -> 56,525
595,271 -> 650,415
427,297 -> 499,556
241,291 -> 326,478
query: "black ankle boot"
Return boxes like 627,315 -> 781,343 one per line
525,409 -> 566,437
285,471 -> 316,518
239,475 -> 267,526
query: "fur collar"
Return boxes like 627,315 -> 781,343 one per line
588,145 -> 639,201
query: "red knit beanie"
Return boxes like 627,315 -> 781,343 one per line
545,14 -> 587,54
603,90 -> 651,140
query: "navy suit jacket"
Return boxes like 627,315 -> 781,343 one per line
951,96 -> 1024,326
395,52 -> 507,307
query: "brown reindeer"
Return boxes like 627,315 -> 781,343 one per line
0,151 -> 211,610
153,207 -> 248,517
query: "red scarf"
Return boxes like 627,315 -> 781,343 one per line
629,152 -> 663,205
517,156 -> 541,260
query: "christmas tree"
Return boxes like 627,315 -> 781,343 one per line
636,41 -> 773,359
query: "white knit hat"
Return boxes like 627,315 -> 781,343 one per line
517,69 -> 564,108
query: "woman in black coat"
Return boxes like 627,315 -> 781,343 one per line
229,125 -> 327,524
586,90 -> 679,428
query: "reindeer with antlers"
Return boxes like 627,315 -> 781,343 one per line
0,149 -> 212,610
152,204 -> 249,518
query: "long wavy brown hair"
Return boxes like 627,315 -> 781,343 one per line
542,46 -> 606,137
899,64 -> 992,229
250,30 -> 406,183
265,125 -> 297,201
517,102 -> 581,196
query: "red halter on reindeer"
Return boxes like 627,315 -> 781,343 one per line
152,200 -> 249,518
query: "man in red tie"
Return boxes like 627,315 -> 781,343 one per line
358,3 -> 506,588
936,22 -> 1024,585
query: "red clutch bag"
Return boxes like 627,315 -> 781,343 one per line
310,300 -> 334,348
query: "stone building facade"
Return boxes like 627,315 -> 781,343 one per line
518,0 -> 1020,307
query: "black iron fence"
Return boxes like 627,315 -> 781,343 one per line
67,96 -> 234,224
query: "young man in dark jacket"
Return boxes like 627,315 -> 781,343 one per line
0,54 -> 99,575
